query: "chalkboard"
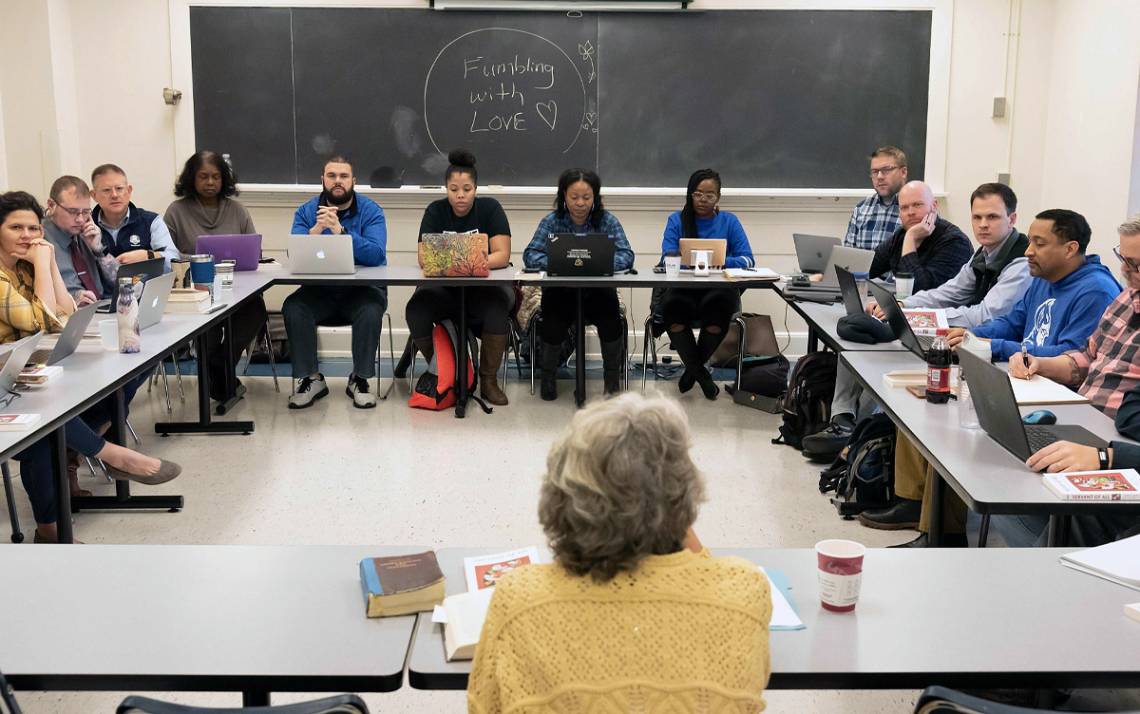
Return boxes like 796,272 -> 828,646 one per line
190,7 -> 930,188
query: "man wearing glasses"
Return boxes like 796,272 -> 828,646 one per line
90,163 -> 180,270
43,175 -> 109,305
843,145 -> 907,250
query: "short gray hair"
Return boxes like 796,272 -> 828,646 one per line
1120,216 -> 1140,238
538,393 -> 706,582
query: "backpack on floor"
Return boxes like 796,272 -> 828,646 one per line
818,413 -> 896,517
772,351 -> 837,450
409,320 -> 490,413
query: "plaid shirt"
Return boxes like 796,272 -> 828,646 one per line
523,210 -> 635,272
1070,289 -> 1140,417
0,262 -> 63,344
843,193 -> 901,250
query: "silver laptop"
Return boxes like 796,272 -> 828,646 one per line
138,271 -> 177,331
784,246 -> 874,301
793,234 -> 841,274
287,234 -> 356,275
29,303 -> 100,366
0,332 -> 45,392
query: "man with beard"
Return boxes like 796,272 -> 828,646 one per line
284,156 -> 388,409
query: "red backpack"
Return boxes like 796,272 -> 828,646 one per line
408,320 -> 490,413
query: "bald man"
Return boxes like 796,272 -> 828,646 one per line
801,181 -> 971,460
867,181 -> 972,292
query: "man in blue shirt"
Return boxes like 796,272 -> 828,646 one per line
843,146 -> 906,250
284,156 -> 388,409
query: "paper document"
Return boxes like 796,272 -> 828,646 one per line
759,567 -> 805,631
724,267 -> 779,281
514,270 -> 545,281
1059,533 -> 1140,591
463,547 -> 543,591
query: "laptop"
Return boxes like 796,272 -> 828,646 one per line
793,234 -> 841,274
783,246 -> 874,301
867,279 -> 931,356
958,348 -> 1106,464
546,234 -> 615,277
28,303 -> 100,366
288,234 -> 356,275
97,258 -> 166,313
678,238 -> 727,270
834,266 -> 867,317
0,333 -> 45,392
195,234 -> 262,271
138,271 -> 177,330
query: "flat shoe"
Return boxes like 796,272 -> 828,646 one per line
107,459 -> 182,486
34,531 -> 84,544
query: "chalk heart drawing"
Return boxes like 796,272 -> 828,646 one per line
585,112 -> 597,126
536,101 -> 558,130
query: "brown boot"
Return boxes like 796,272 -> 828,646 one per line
67,450 -> 91,498
478,333 -> 509,406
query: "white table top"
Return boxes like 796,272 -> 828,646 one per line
0,544 -> 421,694
408,546 -> 1140,690
843,351 -> 1140,514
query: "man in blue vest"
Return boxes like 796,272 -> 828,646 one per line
90,163 -> 180,269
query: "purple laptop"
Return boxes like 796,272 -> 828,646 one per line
194,234 -> 262,271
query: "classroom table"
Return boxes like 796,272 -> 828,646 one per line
842,351 -> 1140,546
408,546 -> 1140,691
0,544 -> 423,706
772,282 -> 910,354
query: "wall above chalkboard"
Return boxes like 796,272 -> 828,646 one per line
190,7 -> 931,188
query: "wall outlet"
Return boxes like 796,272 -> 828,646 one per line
993,96 -> 1007,118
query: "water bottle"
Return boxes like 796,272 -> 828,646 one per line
925,333 -> 951,404
959,370 -> 980,428
116,277 -> 141,353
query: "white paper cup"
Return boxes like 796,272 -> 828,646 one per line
98,319 -> 118,351
664,255 -> 681,279
815,539 -> 866,612
895,275 -> 915,299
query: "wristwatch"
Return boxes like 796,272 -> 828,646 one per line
1098,447 -> 1110,470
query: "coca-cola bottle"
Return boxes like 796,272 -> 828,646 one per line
925,333 -> 952,404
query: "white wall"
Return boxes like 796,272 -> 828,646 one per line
3,0 -> 1139,355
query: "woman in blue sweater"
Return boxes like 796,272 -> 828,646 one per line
524,169 -> 634,401
658,169 -> 755,399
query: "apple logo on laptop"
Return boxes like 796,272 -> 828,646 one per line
316,250 -> 326,260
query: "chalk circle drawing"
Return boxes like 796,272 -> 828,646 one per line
423,27 -> 587,156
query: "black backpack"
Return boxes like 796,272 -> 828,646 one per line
818,413 -> 896,517
772,351 -> 837,450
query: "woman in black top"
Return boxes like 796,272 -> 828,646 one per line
405,150 -> 514,405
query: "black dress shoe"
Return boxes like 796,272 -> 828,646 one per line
801,413 -> 856,456
891,532 -> 968,548
858,498 -> 921,530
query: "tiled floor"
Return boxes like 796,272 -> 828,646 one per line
0,373 -> 1066,712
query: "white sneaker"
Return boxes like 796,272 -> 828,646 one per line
288,374 -> 329,409
346,374 -> 377,409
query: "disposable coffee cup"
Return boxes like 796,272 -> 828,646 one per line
894,272 -> 915,299
664,254 -> 681,279
815,539 -> 866,612
98,319 -> 118,351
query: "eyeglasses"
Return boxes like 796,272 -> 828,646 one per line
58,207 -> 92,219
96,185 -> 129,197
691,191 -> 719,201
869,166 -> 900,178
1113,246 -> 1140,272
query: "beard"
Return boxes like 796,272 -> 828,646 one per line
322,185 -> 355,207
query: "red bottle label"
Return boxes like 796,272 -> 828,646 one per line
927,367 -> 950,391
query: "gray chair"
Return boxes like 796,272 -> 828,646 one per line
116,694 -> 369,714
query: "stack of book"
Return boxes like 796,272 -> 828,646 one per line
165,288 -> 212,314
358,551 -> 446,618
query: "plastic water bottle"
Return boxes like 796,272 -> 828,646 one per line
959,370 -> 980,429
116,277 -> 141,353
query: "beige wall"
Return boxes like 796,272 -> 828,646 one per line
3,0 -> 1139,355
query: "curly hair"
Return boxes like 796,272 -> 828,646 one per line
538,393 -> 706,582
0,191 -> 45,225
174,151 -> 239,199
553,168 -> 605,230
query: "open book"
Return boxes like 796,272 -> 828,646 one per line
1060,533 -> 1140,590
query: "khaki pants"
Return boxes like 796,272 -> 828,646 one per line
894,429 -> 968,534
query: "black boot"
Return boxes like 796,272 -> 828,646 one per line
668,328 -> 700,394
600,338 -> 625,396
540,340 -> 562,401
694,328 -> 725,400
412,336 -> 435,367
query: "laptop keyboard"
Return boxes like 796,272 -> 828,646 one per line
1025,426 -> 1060,453
916,334 -> 935,351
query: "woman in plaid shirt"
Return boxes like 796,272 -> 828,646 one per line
0,191 -> 180,543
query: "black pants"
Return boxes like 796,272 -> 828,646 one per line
206,295 -> 268,401
540,287 -> 622,344
659,287 -> 740,332
405,285 -> 515,339
283,285 -> 388,379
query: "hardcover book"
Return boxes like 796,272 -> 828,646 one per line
359,551 -> 446,618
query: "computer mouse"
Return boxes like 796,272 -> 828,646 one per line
1023,409 -> 1057,426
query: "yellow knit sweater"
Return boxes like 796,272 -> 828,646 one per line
467,549 -> 772,714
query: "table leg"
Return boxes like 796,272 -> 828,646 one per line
215,313 -> 244,415
455,286 -> 468,419
72,386 -> 184,514
50,427 -> 72,544
154,330 -> 254,435
1047,515 -> 1071,547
928,470 -> 944,547
242,690 -> 270,707
807,325 -> 819,353
574,288 -> 586,407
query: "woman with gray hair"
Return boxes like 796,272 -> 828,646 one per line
468,393 -> 771,713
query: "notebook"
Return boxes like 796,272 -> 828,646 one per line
1060,533 -> 1140,590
